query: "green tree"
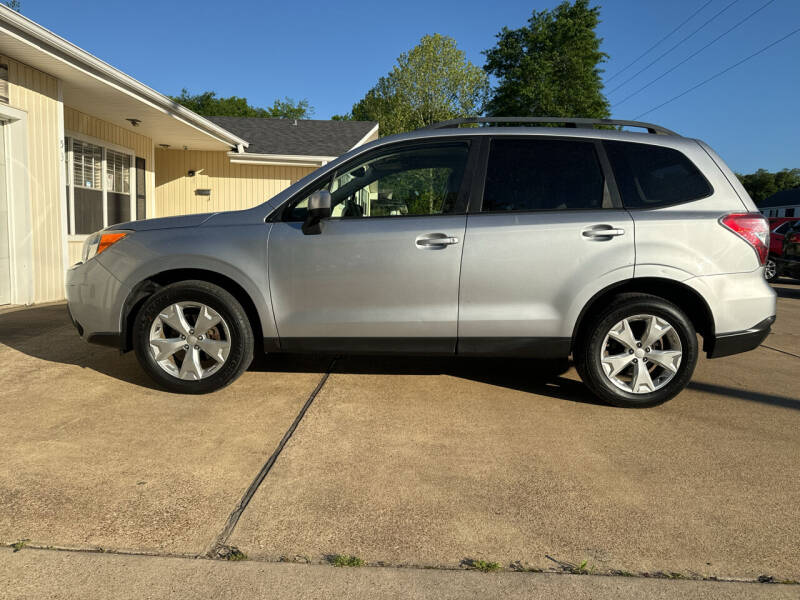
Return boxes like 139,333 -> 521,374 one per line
736,168 -> 800,204
483,0 -> 609,118
347,33 -> 489,135
170,90 -> 313,119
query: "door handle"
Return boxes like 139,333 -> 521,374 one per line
582,226 -> 625,238
415,234 -> 460,248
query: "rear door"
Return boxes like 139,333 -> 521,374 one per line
457,136 -> 634,355
268,139 -> 477,353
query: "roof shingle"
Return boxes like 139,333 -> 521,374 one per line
758,187 -> 800,208
206,116 -> 377,157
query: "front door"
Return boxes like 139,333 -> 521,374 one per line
0,122 -> 10,306
268,140 -> 474,353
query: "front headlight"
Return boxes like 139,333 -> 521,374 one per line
82,231 -> 130,263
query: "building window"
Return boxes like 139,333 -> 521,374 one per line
65,136 -> 139,235
106,149 -> 131,225
786,208 -> 795,217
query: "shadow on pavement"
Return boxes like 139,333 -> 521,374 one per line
1,303 -> 597,404
774,284 -> 800,299
688,381 -> 800,410
252,352 -> 604,406
2,304 -> 796,410
0,303 -> 162,390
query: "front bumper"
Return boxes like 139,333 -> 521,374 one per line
706,315 -> 775,358
66,258 -> 130,349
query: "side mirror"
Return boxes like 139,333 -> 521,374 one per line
302,190 -> 332,235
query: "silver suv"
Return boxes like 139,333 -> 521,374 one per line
66,117 -> 776,407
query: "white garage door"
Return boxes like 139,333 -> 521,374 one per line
0,122 -> 10,305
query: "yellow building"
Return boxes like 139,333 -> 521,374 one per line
0,6 -> 377,306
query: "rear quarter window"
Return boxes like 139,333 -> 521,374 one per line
604,140 -> 712,208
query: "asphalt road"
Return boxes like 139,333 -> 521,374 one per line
1,280 -> 798,597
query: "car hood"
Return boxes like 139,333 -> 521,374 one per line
106,212 -> 219,232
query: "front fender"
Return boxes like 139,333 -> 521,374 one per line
97,223 -> 276,343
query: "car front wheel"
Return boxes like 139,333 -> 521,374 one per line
133,280 -> 254,394
575,293 -> 699,408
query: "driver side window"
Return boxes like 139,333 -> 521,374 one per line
285,142 -> 469,221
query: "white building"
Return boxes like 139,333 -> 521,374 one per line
758,187 -> 800,218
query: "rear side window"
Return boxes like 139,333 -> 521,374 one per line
482,139 -> 606,212
604,141 -> 712,208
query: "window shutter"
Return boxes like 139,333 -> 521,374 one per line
135,157 -> 146,220
106,149 -> 131,194
72,140 -> 102,189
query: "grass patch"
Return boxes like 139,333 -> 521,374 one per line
463,559 -> 502,573
218,546 -> 247,561
545,554 -> 594,575
329,554 -> 365,568
11,539 -> 29,552
568,560 -> 595,575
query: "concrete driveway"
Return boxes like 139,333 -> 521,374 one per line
1,282 -> 798,596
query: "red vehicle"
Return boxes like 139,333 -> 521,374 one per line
776,221 -> 800,281
765,217 -> 800,281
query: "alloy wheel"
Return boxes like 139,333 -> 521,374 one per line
599,314 -> 683,394
764,259 -> 777,281
148,302 -> 232,381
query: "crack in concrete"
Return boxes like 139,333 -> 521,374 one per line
760,344 -> 800,359
3,544 -> 797,586
206,358 -> 337,557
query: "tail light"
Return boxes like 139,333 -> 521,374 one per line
719,213 -> 769,265
789,233 -> 800,243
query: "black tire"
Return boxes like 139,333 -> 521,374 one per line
764,258 -> 781,283
574,293 -> 698,408
133,280 -> 254,394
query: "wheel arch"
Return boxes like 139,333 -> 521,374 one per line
121,268 -> 267,354
571,277 -> 715,353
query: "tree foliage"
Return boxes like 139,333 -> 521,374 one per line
348,34 -> 489,135
483,0 -> 609,118
4,0 -> 21,11
170,90 -> 313,119
737,168 -> 800,204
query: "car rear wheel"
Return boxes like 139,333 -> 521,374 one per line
764,258 -> 780,283
574,293 -> 698,408
133,280 -> 254,394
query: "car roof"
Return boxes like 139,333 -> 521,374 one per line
345,126 -> 706,162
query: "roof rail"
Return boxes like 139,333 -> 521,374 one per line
424,117 -> 679,136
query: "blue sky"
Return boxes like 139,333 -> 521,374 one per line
22,0 -> 800,173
